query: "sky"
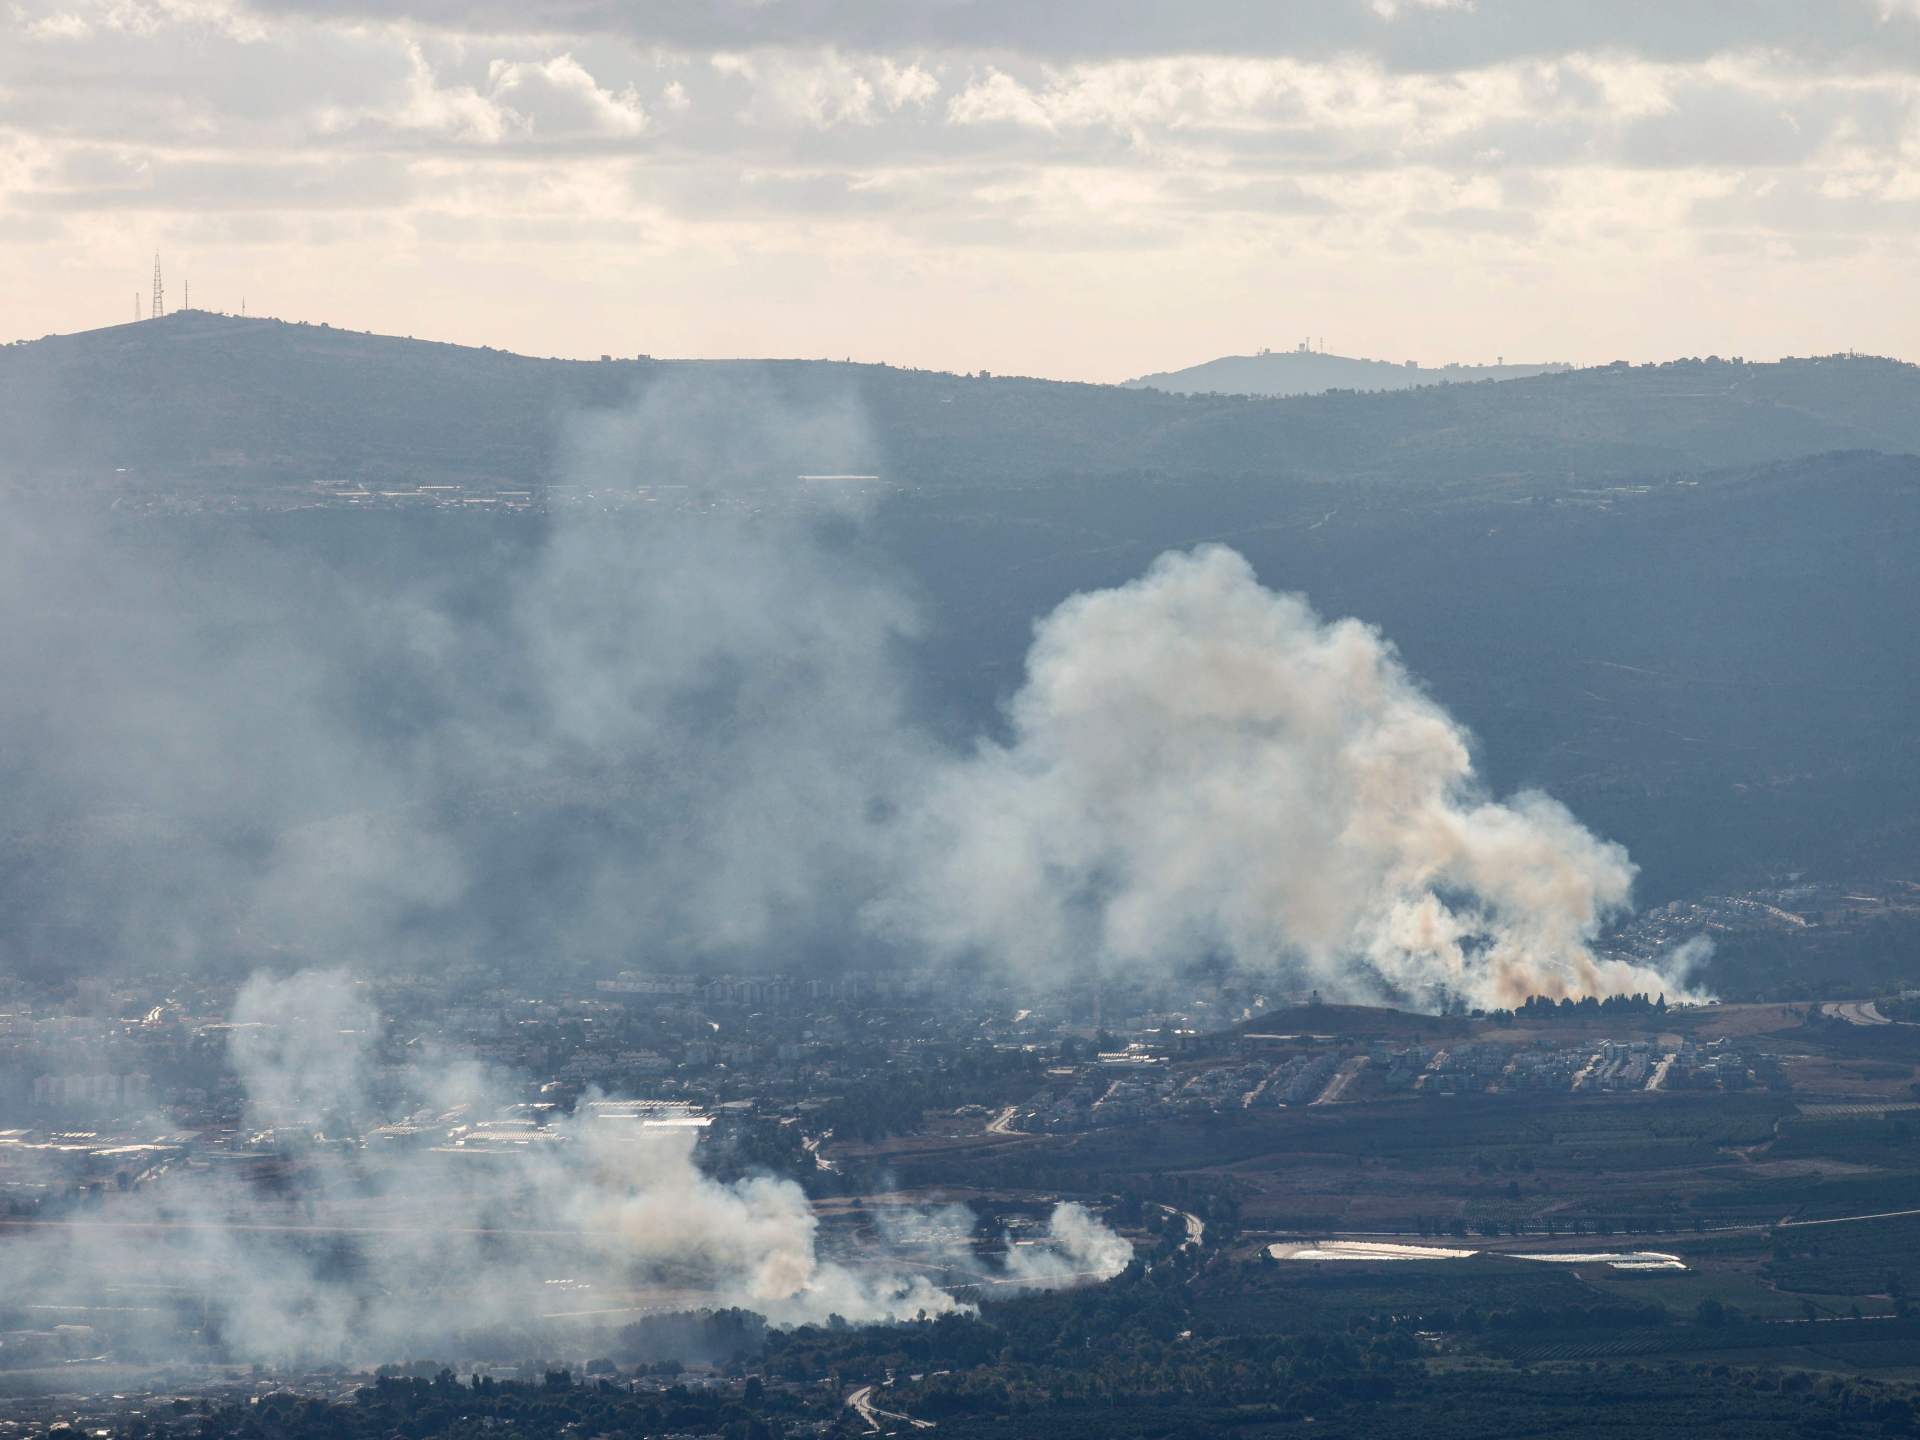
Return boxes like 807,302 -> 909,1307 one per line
2,0 -> 1917,381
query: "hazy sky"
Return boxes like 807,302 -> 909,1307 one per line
3,0 -> 1917,380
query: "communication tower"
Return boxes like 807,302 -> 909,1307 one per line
151,254 -> 164,319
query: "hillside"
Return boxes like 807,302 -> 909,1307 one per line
3,314 -> 1919,492
2,316 -> 1918,988
1125,348 -> 1570,397
885,451 -> 1920,923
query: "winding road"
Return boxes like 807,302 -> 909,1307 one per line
846,1384 -> 935,1432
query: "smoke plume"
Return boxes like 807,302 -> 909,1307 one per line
0,370 -> 921,977
1000,1202 -> 1136,1287
1,970 -> 1127,1363
0,374 -> 1707,1367
0,374 -> 1701,1007
877,544 -> 1689,1010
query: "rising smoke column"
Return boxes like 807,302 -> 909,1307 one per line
0,370 -> 928,980
999,1202 -> 1135,1287
878,544 -> 1693,1010
0,374 -> 1700,1006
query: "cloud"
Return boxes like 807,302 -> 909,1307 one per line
488,53 -> 650,138
708,50 -> 942,130
1691,172 -> 1920,235
1407,203 -> 1537,234
29,152 -> 416,210
2,0 -> 1914,280
23,10 -> 94,39
229,0 -> 1920,71
386,44 -> 648,142
210,0 -> 1920,72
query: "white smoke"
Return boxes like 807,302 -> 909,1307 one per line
0,371 -> 1702,1008
0,971 -> 1129,1363
876,544 -> 1696,1010
229,967 -> 380,1128
999,1202 -> 1135,1287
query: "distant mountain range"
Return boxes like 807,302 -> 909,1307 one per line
1125,348 -> 1571,397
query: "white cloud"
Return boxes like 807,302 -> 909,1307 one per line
1,4 -> 1917,370
1371,0 -> 1474,17
488,53 -> 649,137
946,68 -> 1055,129
24,11 -> 92,38
395,41 -> 512,142
713,48 -> 942,127
386,44 -> 647,142
104,0 -> 264,41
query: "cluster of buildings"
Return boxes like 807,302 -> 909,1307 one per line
26,1071 -> 151,1107
1668,1036 -> 1776,1090
1013,1049 -> 1349,1132
597,969 -> 915,1008
1250,1052 -> 1343,1107
1368,1035 -> 1775,1098
988,1028 -> 1790,1131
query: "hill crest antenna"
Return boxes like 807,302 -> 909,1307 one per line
151,254 -> 164,320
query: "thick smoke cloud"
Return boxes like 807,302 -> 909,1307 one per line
877,545 -> 1690,1010
0,970 -> 1128,1362
1000,1202 -> 1136,1288
0,374 -> 1700,1006
0,370 -> 922,977
1,376 -> 1700,1362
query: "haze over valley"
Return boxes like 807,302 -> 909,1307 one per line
5,4 -> 1920,1435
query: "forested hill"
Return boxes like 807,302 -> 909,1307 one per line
3,312 -> 1917,491
2,313 -> 1918,983
1124,348 -> 1569,397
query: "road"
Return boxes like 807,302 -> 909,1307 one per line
1821,1001 -> 1894,1026
846,1385 -> 935,1432
1777,1207 -> 1920,1230
802,1131 -> 839,1173
1312,1056 -> 1369,1105
1160,1203 -> 1205,1247
985,1105 -> 1020,1135
1252,1204 -> 1920,1246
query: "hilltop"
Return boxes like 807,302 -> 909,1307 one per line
3,313 -> 1919,493
1125,347 -> 1570,397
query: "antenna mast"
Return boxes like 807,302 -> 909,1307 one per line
151,254 -> 164,319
